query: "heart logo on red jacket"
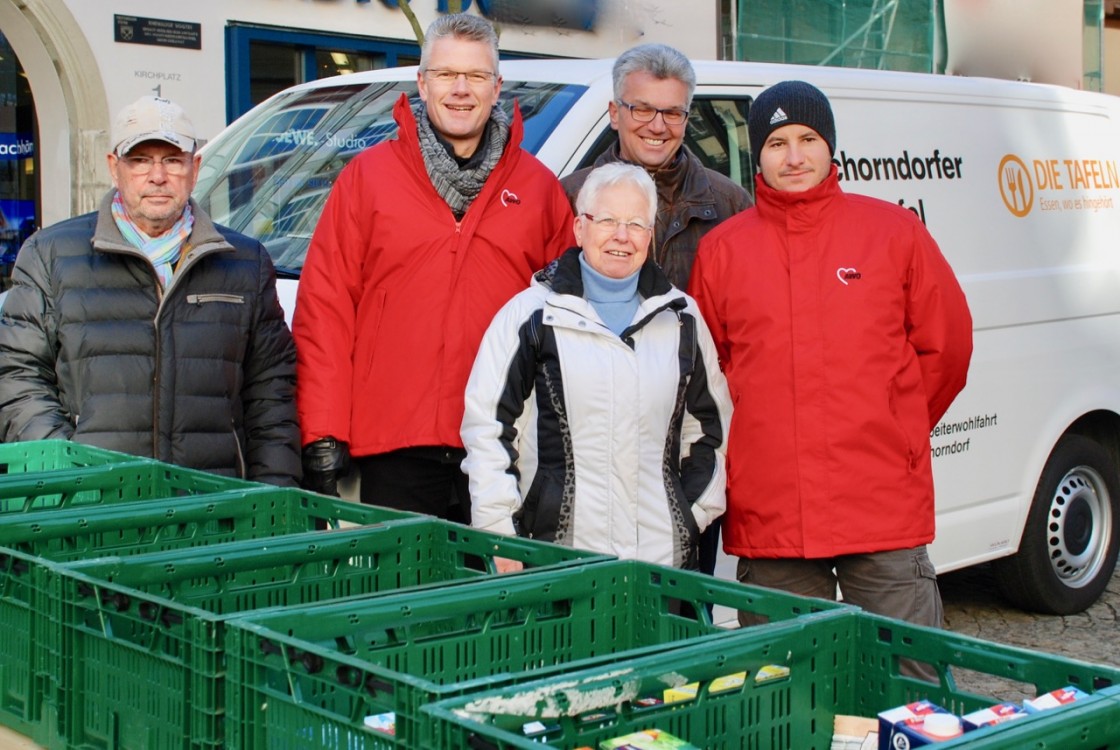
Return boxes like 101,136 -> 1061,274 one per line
501,189 -> 521,207
836,267 -> 861,285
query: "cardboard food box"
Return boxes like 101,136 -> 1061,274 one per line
878,700 -> 963,749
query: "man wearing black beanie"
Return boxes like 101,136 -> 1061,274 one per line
689,80 -> 974,672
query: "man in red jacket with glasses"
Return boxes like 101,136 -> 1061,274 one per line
293,14 -> 572,520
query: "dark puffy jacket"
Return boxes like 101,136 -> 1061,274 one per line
0,192 -> 301,486
561,143 -> 752,289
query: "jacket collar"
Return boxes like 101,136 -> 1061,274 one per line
538,246 -> 679,302
754,163 -> 842,229
595,142 -> 718,211
92,190 -> 235,272
393,93 -> 524,163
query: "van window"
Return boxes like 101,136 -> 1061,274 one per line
193,79 -> 588,276
575,97 -> 753,191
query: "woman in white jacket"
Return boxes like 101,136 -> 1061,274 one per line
461,163 -> 733,571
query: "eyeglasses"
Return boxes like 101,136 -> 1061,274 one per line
119,154 -> 194,176
616,100 -> 689,126
424,69 -> 497,85
581,213 -> 653,236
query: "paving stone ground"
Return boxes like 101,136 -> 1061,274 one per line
939,561 -> 1120,700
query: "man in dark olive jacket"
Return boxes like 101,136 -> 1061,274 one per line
0,95 -> 300,486
562,44 -> 751,575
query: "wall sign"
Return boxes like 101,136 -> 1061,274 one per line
114,15 -> 202,50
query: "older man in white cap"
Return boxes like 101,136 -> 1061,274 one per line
0,95 -> 301,485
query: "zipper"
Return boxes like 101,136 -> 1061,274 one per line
152,268 -> 163,458
231,420 -> 247,479
187,293 -> 245,305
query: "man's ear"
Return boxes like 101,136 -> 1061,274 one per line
106,153 -> 121,190
608,100 -> 621,132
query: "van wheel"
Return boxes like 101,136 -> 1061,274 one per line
992,435 -> 1120,614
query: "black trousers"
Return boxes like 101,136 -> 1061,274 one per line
697,517 -> 722,576
355,446 -> 470,522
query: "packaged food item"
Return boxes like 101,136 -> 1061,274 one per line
831,714 -> 878,750
1022,686 -> 1090,713
877,700 -> 963,749
662,671 -> 746,703
662,681 -> 700,704
961,701 -> 1028,730
522,720 -> 559,738
363,711 -> 395,736
599,728 -> 700,749
710,671 -> 747,692
754,664 -> 791,683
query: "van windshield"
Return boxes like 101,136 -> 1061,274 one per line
193,79 -> 587,277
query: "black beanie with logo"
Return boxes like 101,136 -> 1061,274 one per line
748,80 -> 836,167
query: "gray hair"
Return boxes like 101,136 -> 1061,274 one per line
575,163 -> 657,226
420,14 -> 500,74
612,43 -> 696,108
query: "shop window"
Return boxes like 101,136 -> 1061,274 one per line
0,31 -> 37,292
227,24 -> 417,123
315,50 -> 380,79
249,42 -> 301,105
247,42 -> 385,109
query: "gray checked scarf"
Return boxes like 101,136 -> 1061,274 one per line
413,101 -> 510,218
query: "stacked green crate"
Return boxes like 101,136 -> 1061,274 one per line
52,519 -> 611,750
0,453 -> 249,515
222,559 -> 851,749
0,454 -> 262,743
0,479 -> 418,747
0,440 -> 137,476
420,611 -> 1120,749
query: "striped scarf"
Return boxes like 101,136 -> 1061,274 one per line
111,192 -> 194,289
413,102 -> 509,218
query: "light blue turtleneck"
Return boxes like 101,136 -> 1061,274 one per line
579,252 -> 641,337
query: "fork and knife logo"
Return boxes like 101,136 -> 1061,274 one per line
998,154 -> 1034,218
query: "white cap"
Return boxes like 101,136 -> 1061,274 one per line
111,96 -> 197,156
922,713 -> 962,737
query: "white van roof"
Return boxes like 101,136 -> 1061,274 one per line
265,56 -> 1118,114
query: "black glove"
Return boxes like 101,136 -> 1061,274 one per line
301,437 -> 351,497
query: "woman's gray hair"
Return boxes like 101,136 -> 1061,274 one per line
420,14 -> 500,73
576,163 -> 658,226
612,43 -> 696,108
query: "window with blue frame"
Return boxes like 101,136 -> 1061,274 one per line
225,24 -> 420,124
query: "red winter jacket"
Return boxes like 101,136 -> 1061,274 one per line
689,167 -> 972,559
293,95 -> 573,455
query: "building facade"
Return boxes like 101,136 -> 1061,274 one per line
0,0 -> 1114,282
0,0 -> 720,243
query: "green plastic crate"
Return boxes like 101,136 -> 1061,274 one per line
0,483 -> 416,558
0,486 -> 418,746
420,612 -> 1120,749
54,519 -> 610,750
0,459 -> 256,743
0,458 -> 252,515
0,440 -> 137,476
223,559 -> 850,750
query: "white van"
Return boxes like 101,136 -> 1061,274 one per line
193,59 -> 1120,615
